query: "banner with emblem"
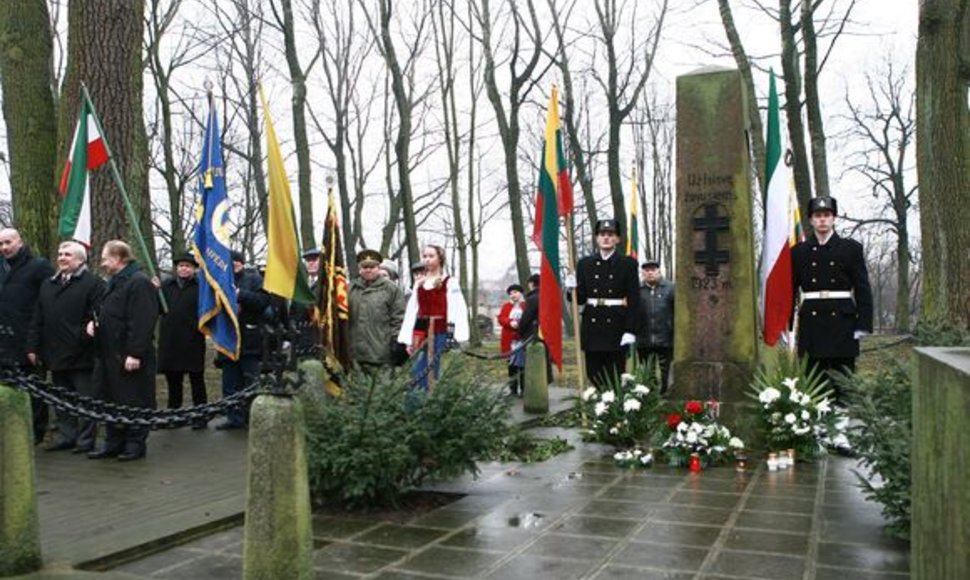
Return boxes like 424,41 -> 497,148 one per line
192,92 -> 241,360
318,186 -> 351,377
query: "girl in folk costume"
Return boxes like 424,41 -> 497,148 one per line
496,284 -> 526,397
398,245 -> 469,390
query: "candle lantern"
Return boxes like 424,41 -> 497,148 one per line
767,452 -> 779,471
689,453 -> 702,472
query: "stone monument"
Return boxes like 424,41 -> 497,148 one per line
672,67 -> 758,413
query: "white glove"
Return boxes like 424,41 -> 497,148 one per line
620,332 -> 636,346
853,330 -> 869,340
564,273 -> 577,290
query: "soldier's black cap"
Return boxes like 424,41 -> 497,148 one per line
808,196 -> 838,216
356,249 -> 383,266
595,218 -> 621,235
173,252 -> 198,267
506,283 -> 524,294
230,250 -> 245,263
302,247 -> 322,259
641,258 -> 660,269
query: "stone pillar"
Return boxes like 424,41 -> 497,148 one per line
0,385 -> 42,577
523,342 -> 549,414
912,347 -> 970,580
242,393 -> 313,580
672,68 -> 758,410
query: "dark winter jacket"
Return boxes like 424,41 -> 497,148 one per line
234,267 -> 271,358
26,267 -> 104,371
0,246 -> 54,366
157,274 -> 206,373
95,261 -> 159,408
635,279 -> 674,349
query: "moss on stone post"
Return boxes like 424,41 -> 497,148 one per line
242,393 -> 313,580
523,343 -> 549,414
0,384 -> 42,576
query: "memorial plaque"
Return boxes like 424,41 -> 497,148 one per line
672,68 -> 758,405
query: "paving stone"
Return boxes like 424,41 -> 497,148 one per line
593,565 -> 696,579
669,490 -> 742,509
601,485 -> 674,502
523,533 -> 619,560
734,510 -> 813,535
743,495 -> 815,515
632,522 -> 722,547
353,524 -> 450,549
312,543 -> 409,575
578,499 -> 660,519
180,528 -> 244,553
112,548 -> 204,576
439,525 -> 538,552
650,505 -> 734,526
408,508 -> 483,529
154,553 -> 243,579
485,553 -> 600,579
551,514 -> 641,538
609,540 -> 710,572
816,542 -> 910,573
679,475 -> 750,494
706,550 -> 805,580
313,570 -> 365,580
312,516 -> 382,540
723,529 -> 809,555
813,564 -> 910,580
394,546 -> 498,577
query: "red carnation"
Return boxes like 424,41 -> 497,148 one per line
685,400 -> 703,415
666,413 -> 682,430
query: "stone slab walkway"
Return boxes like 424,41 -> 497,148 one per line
103,427 -> 910,580
23,386 -> 575,573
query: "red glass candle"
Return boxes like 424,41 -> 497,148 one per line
689,454 -> 702,472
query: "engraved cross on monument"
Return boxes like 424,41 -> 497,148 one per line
693,203 -> 729,277
673,67 -> 758,415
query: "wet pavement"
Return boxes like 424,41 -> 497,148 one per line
105,427 -> 910,579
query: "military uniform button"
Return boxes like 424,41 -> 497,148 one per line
594,274 -> 599,279
831,278 -> 836,283
812,311 -> 817,316
811,278 -> 816,283
591,317 -> 597,323
606,318 -> 612,323
812,262 -> 817,267
831,312 -> 836,317
609,274 -> 613,279
813,247 -> 817,252
830,261 -> 835,266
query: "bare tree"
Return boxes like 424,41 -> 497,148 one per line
471,0 -> 550,284
591,0 -> 667,238
840,59 -> 917,331
269,0 -> 318,249
633,88 -> 674,271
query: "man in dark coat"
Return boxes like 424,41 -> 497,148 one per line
214,250 -> 270,430
791,196 -> 873,401
567,219 -> 640,388
157,253 -> 207,429
290,247 -> 321,356
517,273 -> 552,385
88,240 -> 159,461
635,259 -> 675,394
26,241 -> 104,452
0,228 -> 55,444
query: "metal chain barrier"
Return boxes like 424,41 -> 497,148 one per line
859,333 -> 914,353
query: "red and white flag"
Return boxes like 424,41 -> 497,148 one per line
760,73 -> 796,347
58,99 -> 109,246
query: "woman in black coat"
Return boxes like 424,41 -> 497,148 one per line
88,241 -> 159,461
157,253 -> 207,428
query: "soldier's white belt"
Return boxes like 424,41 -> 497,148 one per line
586,298 -> 626,307
800,291 -> 852,302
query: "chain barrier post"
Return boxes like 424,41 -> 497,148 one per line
523,342 -> 550,414
243,323 -> 312,580
0,383 -> 42,576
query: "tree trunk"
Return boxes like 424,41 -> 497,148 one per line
61,0 -> 154,262
778,0 -> 812,233
278,0 -> 315,250
916,0 -> 970,327
716,0 -> 767,200
0,0 -> 58,258
800,0 -> 830,199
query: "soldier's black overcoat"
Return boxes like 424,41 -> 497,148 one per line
575,251 -> 640,352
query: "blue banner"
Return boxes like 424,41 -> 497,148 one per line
192,96 -> 240,360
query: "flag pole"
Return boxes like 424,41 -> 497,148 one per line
565,213 -> 586,426
80,83 -> 167,312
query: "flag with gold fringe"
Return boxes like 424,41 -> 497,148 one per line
318,185 -> 351,392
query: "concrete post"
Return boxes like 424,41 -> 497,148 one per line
0,384 -> 42,577
523,343 -> 549,414
242,392 -> 313,580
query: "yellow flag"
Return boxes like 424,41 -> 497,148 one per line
259,86 -> 314,303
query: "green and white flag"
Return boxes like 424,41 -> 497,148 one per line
58,99 -> 109,246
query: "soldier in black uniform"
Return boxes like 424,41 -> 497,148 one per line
791,196 -> 873,400
567,219 -> 639,388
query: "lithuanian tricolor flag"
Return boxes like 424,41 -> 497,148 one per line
259,86 -> 315,304
625,167 -> 639,260
531,86 -> 574,370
